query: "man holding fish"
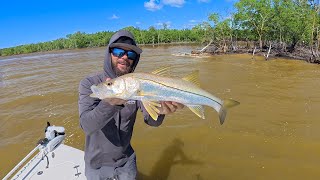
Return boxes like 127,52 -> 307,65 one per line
78,30 -> 184,180
79,30 -> 239,180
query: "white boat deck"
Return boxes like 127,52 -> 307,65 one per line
10,144 -> 86,180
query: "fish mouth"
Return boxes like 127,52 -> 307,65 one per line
90,85 -> 102,98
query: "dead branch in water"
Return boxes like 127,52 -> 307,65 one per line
199,40 -> 213,53
252,46 -> 256,59
264,42 -> 272,60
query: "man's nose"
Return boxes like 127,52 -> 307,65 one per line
120,53 -> 128,59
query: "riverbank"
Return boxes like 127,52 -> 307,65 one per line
1,42 -> 320,65
192,41 -> 320,64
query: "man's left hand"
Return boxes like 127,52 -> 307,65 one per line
158,101 -> 184,115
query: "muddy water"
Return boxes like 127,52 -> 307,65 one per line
1,45 -> 320,179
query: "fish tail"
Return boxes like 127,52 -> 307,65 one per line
218,99 -> 240,125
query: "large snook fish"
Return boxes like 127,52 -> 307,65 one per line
90,68 -> 240,124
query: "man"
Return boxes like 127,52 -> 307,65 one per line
78,30 -> 183,180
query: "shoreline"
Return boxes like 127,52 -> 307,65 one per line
1,43 -> 320,64
191,44 -> 320,64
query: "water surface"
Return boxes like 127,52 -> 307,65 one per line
1,45 -> 320,179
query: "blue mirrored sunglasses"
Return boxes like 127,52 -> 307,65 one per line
111,48 -> 138,60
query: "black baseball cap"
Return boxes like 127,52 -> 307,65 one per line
109,36 -> 142,54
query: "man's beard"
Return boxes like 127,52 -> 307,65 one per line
112,60 -> 132,76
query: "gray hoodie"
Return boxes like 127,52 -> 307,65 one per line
78,30 -> 165,169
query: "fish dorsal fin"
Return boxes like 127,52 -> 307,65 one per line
187,105 -> 205,119
182,70 -> 200,87
142,100 -> 161,120
151,66 -> 172,76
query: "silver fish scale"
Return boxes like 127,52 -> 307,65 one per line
126,73 -> 223,112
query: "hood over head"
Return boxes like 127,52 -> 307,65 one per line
104,30 -> 142,78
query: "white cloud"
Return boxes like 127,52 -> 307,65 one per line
155,21 -> 171,28
144,0 -> 162,11
144,0 -> 185,11
110,14 -> 119,19
163,0 -> 185,7
198,0 -> 210,2
184,20 -> 200,29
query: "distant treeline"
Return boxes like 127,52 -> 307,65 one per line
1,0 -> 320,57
0,27 -> 203,56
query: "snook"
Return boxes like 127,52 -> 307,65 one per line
90,68 -> 240,124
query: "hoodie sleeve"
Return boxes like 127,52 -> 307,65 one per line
78,78 -> 123,135
137,101 -> 165,127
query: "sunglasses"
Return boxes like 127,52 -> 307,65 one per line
111,48 -> 138,60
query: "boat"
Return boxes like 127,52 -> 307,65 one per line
3,122 -> 86,180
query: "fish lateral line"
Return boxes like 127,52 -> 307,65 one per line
137,77 -> 223,107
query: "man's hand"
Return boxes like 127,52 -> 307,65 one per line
158,101 -> 184,115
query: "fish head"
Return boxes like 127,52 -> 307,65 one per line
90,76 -> 140,99
90,78 -> 125,99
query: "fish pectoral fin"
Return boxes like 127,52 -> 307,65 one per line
115,92 -> 125,96
187,105 -> 205,119
182,70 -> 200,87
142,101 -> 161,120
148,101 -> 162,108
137,90 -> 156,97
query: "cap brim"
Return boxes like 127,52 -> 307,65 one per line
110,43 -> 142,54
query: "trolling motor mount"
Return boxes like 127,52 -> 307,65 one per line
40,122 -> 66,152
45,122 -> 65,140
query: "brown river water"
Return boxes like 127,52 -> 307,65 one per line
1,45 -> 320,179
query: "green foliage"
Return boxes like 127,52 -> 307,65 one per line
234,0 -> 273,48
234,0 -> 318,49
0,26 -> 204,56
1,0 -> 319,57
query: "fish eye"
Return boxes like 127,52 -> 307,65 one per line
107,82 -> 113,86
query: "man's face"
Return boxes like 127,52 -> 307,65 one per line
111,47 -> 135,76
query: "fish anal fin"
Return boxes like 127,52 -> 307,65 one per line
182,70 -> 200,87
187,105 -> 205,119
142,101 -> 160,120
